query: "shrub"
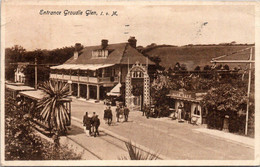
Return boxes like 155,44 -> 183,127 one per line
5,94 -> 81,160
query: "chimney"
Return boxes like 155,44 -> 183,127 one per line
101,39 -> 108,49
128,36 -> 137,48
74,43 -> 82,59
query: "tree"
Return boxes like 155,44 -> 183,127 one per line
151,73 -> 171,117
5,94 -> 45,160
194,66 -> 201,71
37,81 -> 71,136
5,93 -> 82,160
5,45 -> 26,81
200,84 -> 247,132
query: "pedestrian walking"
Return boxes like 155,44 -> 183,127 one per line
93,115 -> 100,137
119,106 -> 124,122
116,105 -> 120,122
107,106 -> 113,125
83,112 -> 92,136
91,112 -> 96,136
142,104 -> 146,116
123,105 -> 130,122
103,106 -> 108,124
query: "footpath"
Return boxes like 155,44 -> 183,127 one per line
68,98 -> 254,160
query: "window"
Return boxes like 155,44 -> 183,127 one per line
92,49 -> 109,59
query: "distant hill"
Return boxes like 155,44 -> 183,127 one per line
144,44 -> 254,70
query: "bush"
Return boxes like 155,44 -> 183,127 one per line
5,95 -> 81,160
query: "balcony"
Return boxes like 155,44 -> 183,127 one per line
50,73 -> 119,84
71,76 -> 79,82
89,77 -> 98,83
99,77 -> 119,83
57,74 -> 62,79
79,76 -> 88,82
50,73 -> 57,79
63,75 -> 71,80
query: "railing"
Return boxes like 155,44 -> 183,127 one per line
50,73 -> 57,79
99,77 -> 119,83
63,75 -> 71,80
71,76 -> 79,82
89,77 -> 98,83
79,76 -> 88,82
50,73 -> 119,84
57,74 -> 63,79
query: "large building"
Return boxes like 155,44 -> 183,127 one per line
50,37 -> 155,100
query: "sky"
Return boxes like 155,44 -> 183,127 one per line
3,3 -> 255,51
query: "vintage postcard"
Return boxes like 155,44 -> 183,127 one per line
1,0 -> 259,166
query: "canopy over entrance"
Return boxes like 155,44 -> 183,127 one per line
107,83 -> 121,97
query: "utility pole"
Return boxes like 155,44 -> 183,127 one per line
245,47 -> 253,135
211,46 -> 254,135
35,56 -> 38,89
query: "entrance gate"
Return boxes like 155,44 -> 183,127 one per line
125,62 -> 150,110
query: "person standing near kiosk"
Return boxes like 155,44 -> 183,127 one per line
178,104 -> 184,122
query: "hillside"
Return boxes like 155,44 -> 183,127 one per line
145,45 -> 254,70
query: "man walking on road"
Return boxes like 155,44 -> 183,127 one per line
116,105 -> 120,122
107,106 -> 113,125
91,112 -> 96,136
93,115 -> 100,137
124,105 -> 130,122
83,112 -> 92,136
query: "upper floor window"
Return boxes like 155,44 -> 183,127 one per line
92,49 -> 109,59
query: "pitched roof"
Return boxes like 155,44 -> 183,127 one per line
212,47 -> 255,61
64,43 -> 154,65
145,45 -> 254,70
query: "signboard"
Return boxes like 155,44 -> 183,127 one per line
169,90 -> 196,99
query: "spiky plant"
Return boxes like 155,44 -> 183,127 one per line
37,81 -> 71,134
120,141 -> 159,160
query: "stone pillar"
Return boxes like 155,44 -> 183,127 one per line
97,85 -> 100,101
86,84 -> 90,100
77,83 -> 80,98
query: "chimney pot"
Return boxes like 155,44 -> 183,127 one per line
128,36 -> 137,48
74,43 -> 81,59
101,39 -> 108,49
75,43 -> 82,52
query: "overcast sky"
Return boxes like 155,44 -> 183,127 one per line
3,4 -> 255,51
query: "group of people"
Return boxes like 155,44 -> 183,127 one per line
103,105 -> 130,125
83,112 -> 100,137
115,105 -> 129,122
103,106 -> 113,125
83,104 -> 130,137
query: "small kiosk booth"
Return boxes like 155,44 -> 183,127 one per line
167,90 -> 207,125
5,84 -> 35,99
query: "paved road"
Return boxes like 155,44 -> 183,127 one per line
66,120 -> 129,160
70,98 -> 254,160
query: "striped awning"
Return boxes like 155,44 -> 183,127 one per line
50,64 -> 114,70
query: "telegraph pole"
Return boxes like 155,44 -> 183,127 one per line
35,57 -> 38,89
211,46 -> 254,135
245,47 -> 253,135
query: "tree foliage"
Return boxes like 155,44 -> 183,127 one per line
5,94 -> 81,160
37,81 -> 71,134
5,45 -> 75,85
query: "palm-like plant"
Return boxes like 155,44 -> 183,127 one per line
37,81 -> 71,134
120,141 -> 159,160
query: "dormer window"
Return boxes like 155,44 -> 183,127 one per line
92,49 -> 109,59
